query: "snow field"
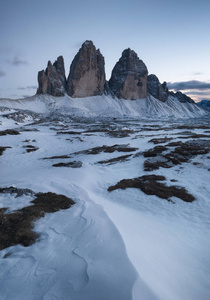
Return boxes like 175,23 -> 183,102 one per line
0,98 -> 210,299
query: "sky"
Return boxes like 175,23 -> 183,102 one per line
0,0 -> 209,102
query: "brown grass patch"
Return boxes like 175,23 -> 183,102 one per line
23,145 -> 39,153
43,155 -> 71,160
148,137 -> 173,144
108,175 -> 195,202
74,144 -> 138,155
144,139 -> 210,171
0,190 -> 74,250
52,161 -> 82,168
143,145 -> 168,157
0,146 -> 12,156
0,129 -> 20,136
98,154 -> 132,165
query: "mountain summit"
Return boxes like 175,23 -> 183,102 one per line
67,41 -> 106,98
36,40 -> 195,104
37,56 -> 66,97
109,48 -> 148,100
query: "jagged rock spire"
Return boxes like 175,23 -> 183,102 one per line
109,48 -> 148,100
147,74 -> 168,102
37,56 -> 66,97
67,40 -> 106,98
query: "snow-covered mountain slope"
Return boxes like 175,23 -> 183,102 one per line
0,93 -> 208,119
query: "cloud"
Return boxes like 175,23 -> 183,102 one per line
186,91 -> 210,96
0,69 -> 6,77
8,56 -> 28,66
168,80 -> 210,91
192,72 -> 204,76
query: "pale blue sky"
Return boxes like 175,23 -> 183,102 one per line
0,0 -> 209,101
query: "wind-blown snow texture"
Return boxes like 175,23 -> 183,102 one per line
0,95 -> 210,300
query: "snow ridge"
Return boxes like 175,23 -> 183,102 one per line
0,94 -> 208,119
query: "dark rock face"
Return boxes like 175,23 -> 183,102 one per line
67,41 -> 106,98
147,74 -> 168,102
37,56 -> 66,97
53,56 -> 66,88
109,49 -> 148,100
197,100 -> 210,110
35,41 -> 197,105
169,91 -> 194,103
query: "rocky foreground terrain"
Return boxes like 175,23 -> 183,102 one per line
0,104 -> 210,300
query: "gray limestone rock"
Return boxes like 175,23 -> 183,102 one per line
147,74 -> 168,102
109,49 -> 148,100
37,56 -> 66,97
67,40 -> 106,98
53,56 -> 66,88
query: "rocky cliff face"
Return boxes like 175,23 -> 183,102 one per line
147,74 -> 168,102
36,41 -> 196,105
67,41 -> 106,98
109,49 -> 148,100
37,56 -> 66,97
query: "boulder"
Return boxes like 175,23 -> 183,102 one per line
147,74 -> 168,102
109,48 -> 148,100
37,56 -> 66,97
67,40 -> 106,98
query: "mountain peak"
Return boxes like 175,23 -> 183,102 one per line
66,41 -> 106,98
109,48 -> 148,100
83,40 -> 94,47
147,74 -> 168,102
36,40 -> 197,104
37,56 -> 66,97
122,48 -> 138,58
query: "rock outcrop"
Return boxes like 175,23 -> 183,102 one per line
37,56 -> 66,97
67,41 -> 106,98
147,74 -> 168,102
36,41 -> 197,105
109,49 -> 148,100
169,91 -> 194,103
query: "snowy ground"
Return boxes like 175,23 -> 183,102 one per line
0,97 -> 210,300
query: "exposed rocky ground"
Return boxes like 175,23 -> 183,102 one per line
0,109 -> 210,300
143,139 -> 210,171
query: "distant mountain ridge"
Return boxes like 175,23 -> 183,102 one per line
197,100 -> 210,110
36,40 -> 195,104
